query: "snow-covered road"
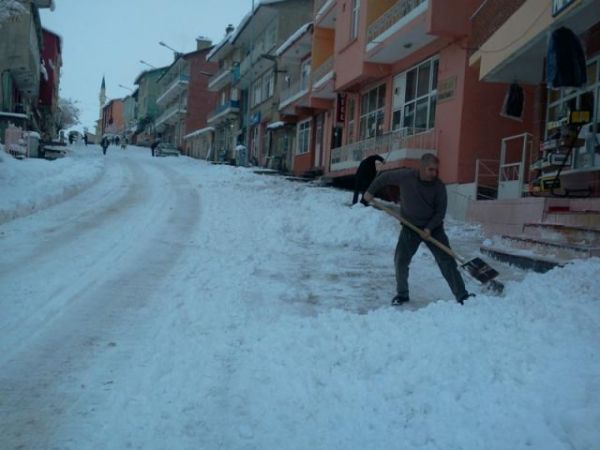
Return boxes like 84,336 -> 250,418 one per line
1,149 -> 205,446
1,145 -> 598,450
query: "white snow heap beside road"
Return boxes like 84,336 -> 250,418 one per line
0,144 -> 598,449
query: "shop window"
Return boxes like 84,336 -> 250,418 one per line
392,57 -> 439,133
359,84 -> 386,140
546,55 -> 599,136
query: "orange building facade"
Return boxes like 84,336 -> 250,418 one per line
270,0 -> 598,221
101,99 -> 124,137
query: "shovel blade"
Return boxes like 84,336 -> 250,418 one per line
461,257 -> 499,284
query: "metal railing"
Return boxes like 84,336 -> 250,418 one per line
331,127 -> 435,166
155,103 -> 187,127
279,78 -> 310,107
367,0 -> 427,42
207,100 -> 240,122
208,66 -> 233,89
474,159 -> 499,200
156,74 -> 189,105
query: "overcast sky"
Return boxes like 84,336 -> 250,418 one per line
40,0 -> 253,133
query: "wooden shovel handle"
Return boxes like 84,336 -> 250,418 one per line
370,199 -> 463,263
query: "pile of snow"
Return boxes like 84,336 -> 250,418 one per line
0,144 -> 104,223
1,146 -> 598,449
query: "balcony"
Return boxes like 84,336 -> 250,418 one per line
156,74 -> 190,106
365,0 -> 433,64
207,100 -> 240,124
330,127 -> 436,173
310,56 -> 334,99
279,78 -> 311,110
208,66 -> 234,91
155,103 -> 187,127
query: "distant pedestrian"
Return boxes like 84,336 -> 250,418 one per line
101,136 -> 109,155
83,134 -> 88,146
353,154 -> 385,205
150,138 -> 160,157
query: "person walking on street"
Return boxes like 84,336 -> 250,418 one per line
150,138 -> 160,157
353,154 -> 385,205
363,153 -> 471,305
101,136 -> 109,155
83,134 -> 88,146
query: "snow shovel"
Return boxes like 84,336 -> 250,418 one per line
370,199 -> 504,294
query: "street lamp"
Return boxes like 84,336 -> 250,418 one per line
159,41 -> 183,58
139,59 -> 156,69
118,84 -> 134,92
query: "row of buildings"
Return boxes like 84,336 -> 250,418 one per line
0,0 -> 62,145
100,0 -> 600,224
97,35 -> 218,156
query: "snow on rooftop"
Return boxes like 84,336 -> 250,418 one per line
229,0 -> 287,44
275,22 -> 312,56
206,32 -> 233,61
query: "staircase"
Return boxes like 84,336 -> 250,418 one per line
481,211 -> 600,272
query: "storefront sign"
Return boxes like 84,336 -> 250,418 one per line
336,93 -> 347,123
437,76 -> 457,103
552,0 -> 575,17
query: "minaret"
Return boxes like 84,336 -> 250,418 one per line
100,75 -> 106,105
96,76 -> 107,140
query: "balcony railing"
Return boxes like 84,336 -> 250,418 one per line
311,56 -> 334,86
156,74 -> 190,105
207,100 -> 240,123
330,127 -> 436,170
367,0 -> 427,42
155,103 -> 187,127
279,78 -> 310,108
208,66 -> 233,90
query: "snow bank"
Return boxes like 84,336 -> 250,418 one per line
0,145 -> 104,224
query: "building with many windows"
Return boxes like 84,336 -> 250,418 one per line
155,37 -> 217,152
229,0 -> 315,167
206,25 -> 242,162
133,66 -> 168,146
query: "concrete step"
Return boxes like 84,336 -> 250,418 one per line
480,245 -> 562,273
481,234 -> 600,273
500,235 -> 600,257
543,211 -> 600,230
523,223 -> 600,245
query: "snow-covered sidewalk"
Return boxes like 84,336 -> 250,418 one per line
1,145 -> 598,449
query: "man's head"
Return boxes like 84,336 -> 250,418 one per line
419,153 -> 439,182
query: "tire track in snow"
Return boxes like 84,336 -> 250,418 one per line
0,153 -> 202,450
